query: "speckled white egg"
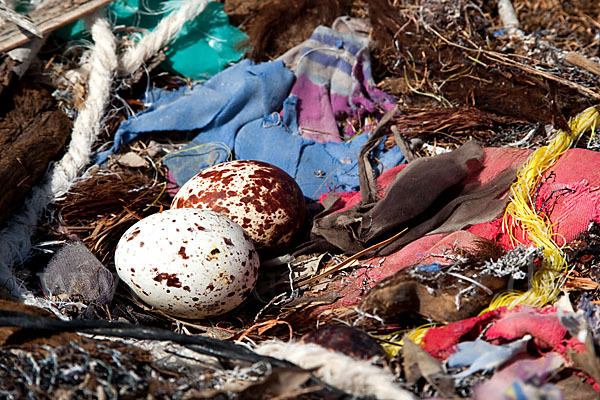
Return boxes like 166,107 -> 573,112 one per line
115,208 -> 259,318
171,160 -> 306,250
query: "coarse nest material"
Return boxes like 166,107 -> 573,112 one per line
54,155 -> 171,264
6,0 -> 600,398
44,0 -> 600,352
368,0 -> 600,127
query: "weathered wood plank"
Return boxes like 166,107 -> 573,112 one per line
0,0 -> 113,53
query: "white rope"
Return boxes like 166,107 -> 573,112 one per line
0,13 -> 117,296
118,0 -> 209,76
255,341 -> 416,400
0,1 -> 209,296
498,0 -> 524,37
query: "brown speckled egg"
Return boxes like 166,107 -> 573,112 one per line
171,160 -> 306,250
115,208 -> 259,318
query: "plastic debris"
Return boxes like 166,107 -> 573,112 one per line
55,0 -> 249,80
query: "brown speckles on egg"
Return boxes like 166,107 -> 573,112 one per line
126,228 -> 141,241
153,272 -> 182,288
178,246 -> 189,259
115,208 -> 259,319
171,160 -> 306,249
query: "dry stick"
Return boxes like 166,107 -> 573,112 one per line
0,1 -> 42,37
564,52 -> 600,78
295,228 -> 408,288
0,0 -> 113,53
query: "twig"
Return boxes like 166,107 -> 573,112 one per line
564,52 -> 600,78
0,1 -> 41,37
420,21 -> 600,100
295,228 -> 407,288
0,0 -> 113,52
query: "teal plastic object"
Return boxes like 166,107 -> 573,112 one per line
54,1 -> 249,80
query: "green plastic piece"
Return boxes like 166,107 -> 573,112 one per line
54,1 -> 249,80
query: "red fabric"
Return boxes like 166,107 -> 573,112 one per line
421,306 -> 584,360
421,307 -> 506,359
312,147 -> 600,320
467,148 -> 600,248
484,307 -> 566,348
332,231 -> 484,308
313,148 -> 529,314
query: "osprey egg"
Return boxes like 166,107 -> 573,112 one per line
115,208 -> 259,318
171,160 -> 306,249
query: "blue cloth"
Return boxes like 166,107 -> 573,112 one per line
235,96 -> 404,199
97,59 -> 404,200
413,263 -> 442,273
95,59 -> 294,164
448,337 -> 528,380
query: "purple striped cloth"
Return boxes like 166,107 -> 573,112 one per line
279,17 -> 396,143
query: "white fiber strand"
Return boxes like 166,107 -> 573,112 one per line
255,341 -> 416,400
118,0 -> 209,76
49,15 -> 118,198
0,0 -> 208,297
0,13 -> 117,296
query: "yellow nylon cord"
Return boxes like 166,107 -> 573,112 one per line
484,105 -> 600,311
375,324 -> 437,358
410,105 -> 600,345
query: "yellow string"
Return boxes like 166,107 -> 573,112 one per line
374,324 -> 438,358
484,105 -> 600,311
409,105 -> 600,345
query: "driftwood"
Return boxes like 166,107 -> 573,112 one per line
0,0 -> 113,95
0,81 -> 72,224
0,36 -> 45,97
0,0 -> 113,53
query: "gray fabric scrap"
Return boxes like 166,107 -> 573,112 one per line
41,241 -> 115,305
